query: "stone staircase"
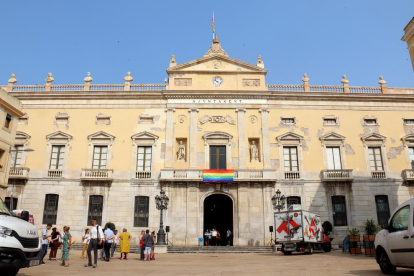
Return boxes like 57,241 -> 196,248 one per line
167,246 -> 275,254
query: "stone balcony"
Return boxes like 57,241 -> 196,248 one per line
80,168 -> 113,185
402,169 -> 414,185
371,170 -> 386,179
321,169 -> 354,182
160,169 -> 276,182
47,169 -> 63,178
8,167 -> 30,180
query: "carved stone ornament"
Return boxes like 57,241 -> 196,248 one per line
199,115 -> 236,125
54,112 -> 69,125
138,114 -> 154,124
95,113 -> 112,125
18,113 -> 29,125
204,35 -> 228,57
174,78 -> 192,86
250,140 -> 259,162
213,61 -> 221,69
249,115 -> 258,124
176,141 -> 186,162
242,79 -> 260,87
178,115 -> 187,124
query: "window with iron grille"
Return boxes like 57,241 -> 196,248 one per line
332,196 -> 347,226
134,196 -> 149,227
210,146 -> 226,169
368,147 -> 383,171
375,195 -> 390,226
10,145 -> 23,167
283,147 -> 298,171
42,194 -> 59,225
50,145 -> 65,169
92,146 -> 107,169
88,195 -> 103,226
287,196 -> 301,210
5,197 -> 18,211
137,146 -> 152,171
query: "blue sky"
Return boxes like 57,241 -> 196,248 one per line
1,0 -> 413,87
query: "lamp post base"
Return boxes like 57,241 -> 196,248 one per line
156,232 -> 166,245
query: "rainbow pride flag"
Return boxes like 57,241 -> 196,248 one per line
203,169 -> 234,183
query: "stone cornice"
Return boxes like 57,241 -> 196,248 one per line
0,97 -> 24,117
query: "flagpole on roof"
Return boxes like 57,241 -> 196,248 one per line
212,11 -> 215,39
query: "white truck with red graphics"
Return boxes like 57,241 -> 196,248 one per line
275,210 -> 332,255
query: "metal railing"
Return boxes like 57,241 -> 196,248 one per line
48,170 -> 63,178
284,171 -> 300,180
321,169 -> 353,181
135,171 -> 151,179
371,171 -> 386,179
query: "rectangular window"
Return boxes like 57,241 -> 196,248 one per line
4,114 -> 12,129
375,195 -> 390,226
5,197 -> 18,211
88,195 -> 103,226
0,148 -> 5,170
326,147 -> 342,170
364,119 -> 377,125
283,147 -> 298,171
409,147 -> 414,170
137,146 -> 152,171
281,117 -> 295,124
10,145 -> 23,167
134,196 -> 149,227
332,196 -> 347,226
404,119 -> 414,125
92,146 -> 107,169
368,147 -> 383,171
50,145 -> 65,170
42,194 -> 59,225
210,146 -> 226,169
287,196 -> 301,210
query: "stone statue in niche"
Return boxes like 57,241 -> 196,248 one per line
177,141 -> 186,162
250,140 -> 259,162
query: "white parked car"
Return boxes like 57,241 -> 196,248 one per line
375,198 -> 414,274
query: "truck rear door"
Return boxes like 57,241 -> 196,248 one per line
275,211 -> 303,242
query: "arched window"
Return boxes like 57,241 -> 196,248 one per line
134,196 -> 149,227
43,194 -> 59,225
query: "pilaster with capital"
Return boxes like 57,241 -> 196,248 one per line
259,108 -> 271,169
236,108 -> 247,169
165,108 -> 175,168
189,108 -> 199,168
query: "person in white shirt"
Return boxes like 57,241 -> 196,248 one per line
211,229 -> 217,246
84,219 -> 104,268
41,223 -> 52,265
81,229 -> 90,259
110,230 -> 119,258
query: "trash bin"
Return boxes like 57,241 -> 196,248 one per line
199,238 -> 204,246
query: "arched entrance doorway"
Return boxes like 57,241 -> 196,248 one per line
204,194 -> 233,246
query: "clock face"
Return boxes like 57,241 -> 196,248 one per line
212,77 -> 223,87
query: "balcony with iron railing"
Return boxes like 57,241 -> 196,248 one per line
8,167 -> 30,180
321,169 -> 353,182
80,168 -> 114,183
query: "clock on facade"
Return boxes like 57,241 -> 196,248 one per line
212,77 -> 223,87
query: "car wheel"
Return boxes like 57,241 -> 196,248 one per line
309,244 -> 314,255
378,249 -> 396,275
323,242 -> 332,252
4,269 -> 19,276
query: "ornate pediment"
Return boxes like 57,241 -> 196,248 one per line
15,131 -> 30,140
203,131 -> 233,141
46,131 -> 73,141
276,132 -> 303,142
401,134 -> 414,145
131,131 -> 159,141
361,132 -> 386,142
87,131 -> 115,141
320,132 -> 346,141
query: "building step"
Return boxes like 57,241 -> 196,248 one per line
167,246 -> 274,254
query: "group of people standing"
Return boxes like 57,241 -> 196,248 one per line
204,229 -> 232,246
41,224 -> 73,267
139,230 -> 156,261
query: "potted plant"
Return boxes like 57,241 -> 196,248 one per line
348,228 -> 360,254
322,221 -> 333,235
363,219 -> 376,256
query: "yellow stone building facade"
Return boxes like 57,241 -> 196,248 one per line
402,17 -> 414,71
1,36 -> 414,247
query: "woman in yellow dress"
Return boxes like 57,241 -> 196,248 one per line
119,228 -> 132,260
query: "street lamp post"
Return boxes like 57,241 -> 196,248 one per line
271,189 -> 286,212
155,189 -> 169,245
6,147 -> 34,213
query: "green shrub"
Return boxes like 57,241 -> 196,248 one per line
105,222 -> 116,231
322,221 -> 333,234
348,228 -> 360,236
363,219 -> 377,235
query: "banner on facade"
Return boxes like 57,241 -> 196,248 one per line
203,169 -> 234,183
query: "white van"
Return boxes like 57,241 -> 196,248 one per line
375,198 -> 414,274
0,198 -> 42,276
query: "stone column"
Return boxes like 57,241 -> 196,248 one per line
189,108 -> 199,168
165,108 -> 175,168
236,109 -> 247,169
259,108 -> 271,169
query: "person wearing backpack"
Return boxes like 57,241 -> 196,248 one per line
84,219 -> 104,268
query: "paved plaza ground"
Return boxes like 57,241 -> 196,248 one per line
18,249 -> 414,276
